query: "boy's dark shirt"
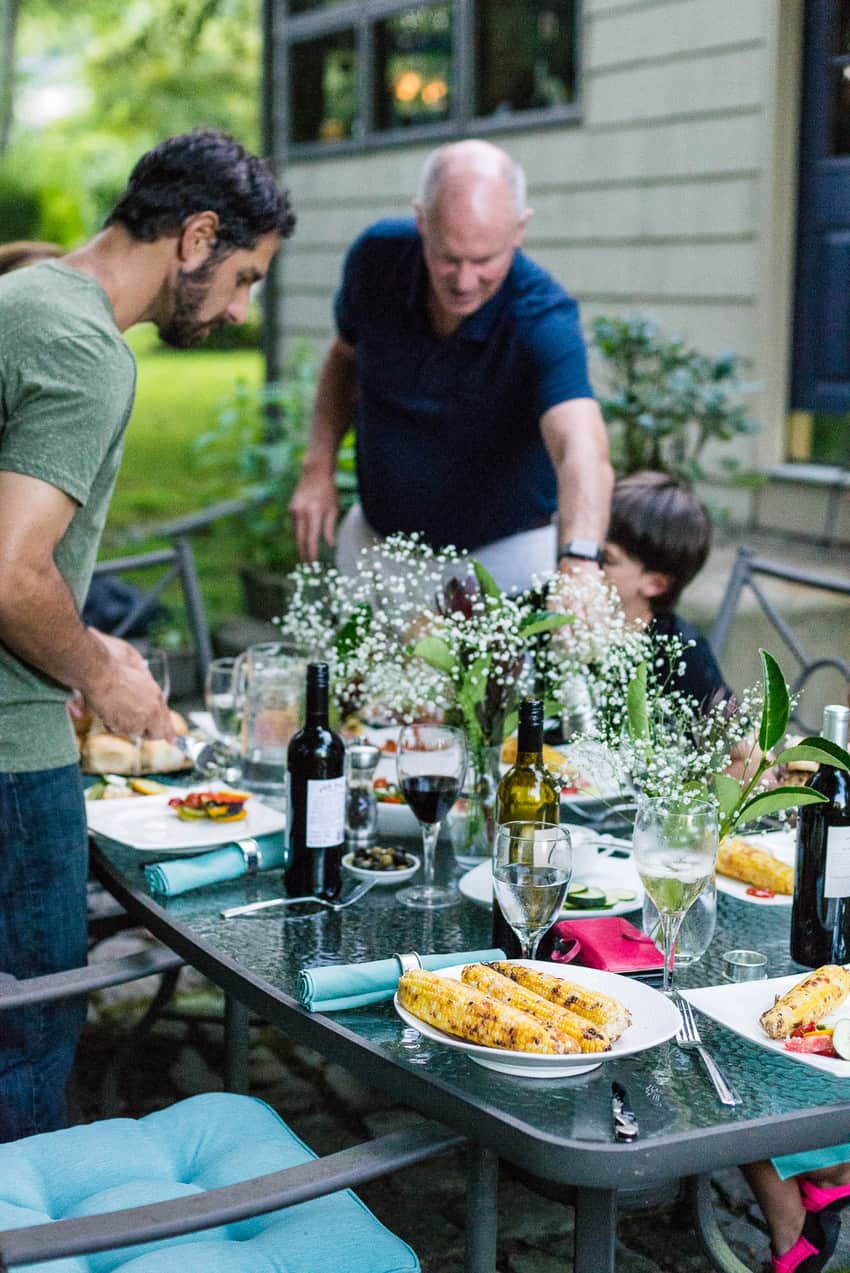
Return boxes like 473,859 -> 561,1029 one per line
651,611 -> 732,711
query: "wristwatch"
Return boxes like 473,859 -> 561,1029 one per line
557,538 -> 604,566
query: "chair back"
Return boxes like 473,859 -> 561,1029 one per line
709,547 -> 850,733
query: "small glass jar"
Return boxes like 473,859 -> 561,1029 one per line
345,738 -> 381,844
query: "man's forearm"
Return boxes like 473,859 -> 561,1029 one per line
305,340 -> 357,472
542,400 -> 615,550
0,559 -> 109,697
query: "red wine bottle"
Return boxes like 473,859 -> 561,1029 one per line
492,699 -> 560,958
790,704 -> 850,967
284,662 -> 346,900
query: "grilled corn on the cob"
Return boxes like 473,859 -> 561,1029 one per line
397,969 -> 574,1054
489,962 -> 631,1042
461,963 -> 609,1052
717,838 -> 794,895
760,965 -> 850,1039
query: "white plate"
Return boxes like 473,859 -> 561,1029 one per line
394,959 -> 681,1077
86,787 -> 285,851
715,830 -> 797,906
683,969 -> 850,1078
458,851 -> 644,921
342,851 -> 420,885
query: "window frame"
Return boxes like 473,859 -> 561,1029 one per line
276,0 -> 583,159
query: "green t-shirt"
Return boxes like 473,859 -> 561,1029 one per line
0,260 -> 136,772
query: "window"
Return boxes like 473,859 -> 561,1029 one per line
281,0 -> 580,152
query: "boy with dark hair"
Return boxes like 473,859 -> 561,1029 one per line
603,470 -> 730,709
0,128 -> 294,1142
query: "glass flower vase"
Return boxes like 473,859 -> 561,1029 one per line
449,742 -> 502,870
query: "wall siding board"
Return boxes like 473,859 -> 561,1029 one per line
587,0 -> 765,67
585,48 -> 765,127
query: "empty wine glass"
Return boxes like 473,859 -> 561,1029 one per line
396,724 -> 467,909
204,656 -> 242,751
492,822 -> 572,959
143,648 -> 171,702
632,796 -> 719,995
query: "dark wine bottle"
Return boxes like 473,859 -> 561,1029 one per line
790,704 -> 850,967
492,699 -> 560,957
284,662 -> 346,901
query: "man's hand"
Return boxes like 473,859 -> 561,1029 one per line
89,629 -> 148,671
289,465 -> 339,561
82,657 -> 175,740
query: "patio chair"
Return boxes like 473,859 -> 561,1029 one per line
0,956 -> 459,1272
709,546 -> 850,734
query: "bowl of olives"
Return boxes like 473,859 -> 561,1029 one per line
342,846 -> 420,884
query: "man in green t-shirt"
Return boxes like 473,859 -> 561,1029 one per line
0,129 -> 295,1142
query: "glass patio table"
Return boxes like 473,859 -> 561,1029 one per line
91,828 -> 850,1273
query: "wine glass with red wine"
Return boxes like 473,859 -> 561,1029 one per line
396,724 -> 467,909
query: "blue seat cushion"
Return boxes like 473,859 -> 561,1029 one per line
0,1092 -> 419,1273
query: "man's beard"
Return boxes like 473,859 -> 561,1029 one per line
157,252 -> 225,349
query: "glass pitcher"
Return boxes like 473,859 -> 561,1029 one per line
234,643 -> 311,797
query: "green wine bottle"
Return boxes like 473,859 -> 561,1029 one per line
492,699 -> 560,956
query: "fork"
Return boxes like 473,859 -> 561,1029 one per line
221,877 -> 377,919
675,994 -> 741,1106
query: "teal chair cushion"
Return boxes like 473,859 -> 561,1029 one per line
0,1092 -> 419,1273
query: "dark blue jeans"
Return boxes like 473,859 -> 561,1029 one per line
0,763 -> 88,1141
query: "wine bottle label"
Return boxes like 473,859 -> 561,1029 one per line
306,776 -> 346,847
824,826 -> 850,898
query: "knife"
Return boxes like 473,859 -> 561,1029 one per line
611,1081 -> 639,1142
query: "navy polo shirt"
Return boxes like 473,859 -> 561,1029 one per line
335,218 -> 594,552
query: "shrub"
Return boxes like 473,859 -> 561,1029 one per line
591,313 -> 760,481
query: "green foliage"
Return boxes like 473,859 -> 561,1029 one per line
192,342 -> 357,573
591,313 -> 760,480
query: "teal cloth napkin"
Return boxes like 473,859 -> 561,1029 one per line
297,947 -> 507,1013
144,833 -> 286,897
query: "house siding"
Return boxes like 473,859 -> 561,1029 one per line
275,0 -> 799,466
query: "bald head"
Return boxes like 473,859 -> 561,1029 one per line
415,140 -> 528,220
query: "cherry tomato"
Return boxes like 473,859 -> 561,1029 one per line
746,887 -> 776,899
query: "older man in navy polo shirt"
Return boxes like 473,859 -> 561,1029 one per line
289,139 -> 613,592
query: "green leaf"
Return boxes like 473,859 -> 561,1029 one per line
731,785 -> 828,831
713,772 -> 743,819
413,635 -> 455,676
471,559 -> 501,600
626,662 -> 650,742
503,708 -> 519,738
776,738 -> 850,772
758,650 -> 790,753
334,602 -> 371,663
520,613 -> 574,637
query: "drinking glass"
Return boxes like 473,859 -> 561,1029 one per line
631,797 -> 719,994
204,657 -> 242,751
492,822 -> 572,959
144,648 -> 170,702
396,724 -> 467,909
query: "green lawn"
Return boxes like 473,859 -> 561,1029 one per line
102,326 -> 265,637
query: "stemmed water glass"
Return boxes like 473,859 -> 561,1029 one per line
204,656 -> 243,752
396,724 -> 467,910
143,648 -> 171,702
492,821 -> 573,959
631,796 -> 719,995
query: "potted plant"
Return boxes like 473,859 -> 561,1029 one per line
591,313 -> 760,481
193,342 -> 357,620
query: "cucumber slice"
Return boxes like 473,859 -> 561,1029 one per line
832,1018 -> 850,1060
567,883 -> 589,897
604,889 -> 638,904
564,884 -> 607,909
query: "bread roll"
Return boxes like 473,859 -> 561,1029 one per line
83,733 -> 140,775
139,738 -> 187,773
169,709 -> 189,736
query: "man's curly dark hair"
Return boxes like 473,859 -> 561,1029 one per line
105,128 -> 296,250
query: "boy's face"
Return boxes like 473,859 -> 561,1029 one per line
602,541 -> 669,624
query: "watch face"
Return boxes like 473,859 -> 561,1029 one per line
561,539 -> 602,561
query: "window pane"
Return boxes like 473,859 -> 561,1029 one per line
290,31 -> 358,144
373,5 -> 453,132
475,0 -> 577,117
